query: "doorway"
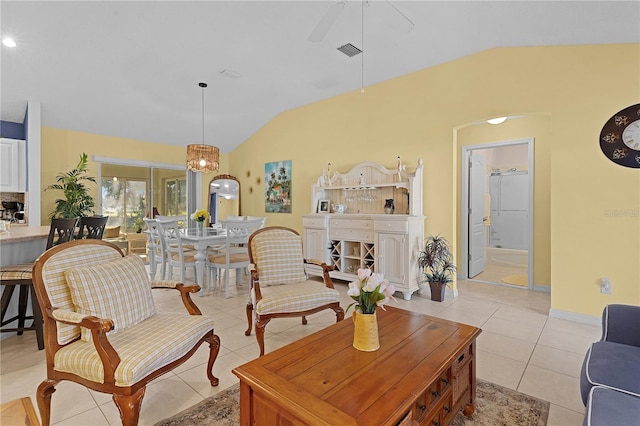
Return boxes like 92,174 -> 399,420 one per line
461,138 -> 533,290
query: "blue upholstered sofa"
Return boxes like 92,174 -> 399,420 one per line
580,304 -> 640,426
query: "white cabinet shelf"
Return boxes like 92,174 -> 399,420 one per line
311,160 -> 423,216
303,159 -> 425,300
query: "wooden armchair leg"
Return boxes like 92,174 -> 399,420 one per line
302,315 -> 307,325
333,306 -> 345,322
256,318 -> 270,357
206,333 -> 221,386
113,387 -> 146,426
244,302 -> 253,336
36,379 -> 58,426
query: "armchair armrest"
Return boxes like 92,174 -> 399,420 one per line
51,308 -> 114,332
50,308 -> 121,385
602,304 -> 640,347
304,259 -> 336,289
151,281 -> 203,315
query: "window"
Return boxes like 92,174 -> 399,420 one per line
101,176 -> 147,232
95,157 -> 191,231
164,178 -> 187,216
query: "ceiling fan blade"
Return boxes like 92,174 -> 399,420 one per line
308,0 -> 347,42
383,0 -> 415,34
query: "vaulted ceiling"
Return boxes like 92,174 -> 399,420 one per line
2,1 -> 639,152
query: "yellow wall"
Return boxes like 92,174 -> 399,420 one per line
229,44 -> 640,318
39,44 -> 640,319
40,127 -> 230,222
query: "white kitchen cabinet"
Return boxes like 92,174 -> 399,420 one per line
302,159 -> 425,300
0,138 -> 26,192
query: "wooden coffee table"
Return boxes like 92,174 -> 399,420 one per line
233,306 -> 481,426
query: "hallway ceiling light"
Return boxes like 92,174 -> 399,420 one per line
187,82 -> 219,173
2,37 -> 17,48
487,117 -> 508,125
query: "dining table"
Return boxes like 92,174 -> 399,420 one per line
179,227 -> 227,295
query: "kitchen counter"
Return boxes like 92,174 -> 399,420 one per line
0,225 -> 49,243
1,226 -> 50,267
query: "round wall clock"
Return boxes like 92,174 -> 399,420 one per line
600,103 -> 640,168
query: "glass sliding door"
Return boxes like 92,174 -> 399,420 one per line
151,168 -> 187,217
101,164 -> 149,232
98,160 -> 188,231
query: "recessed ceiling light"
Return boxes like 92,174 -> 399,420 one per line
2,38 -> 17,48
487,116 -> 507,125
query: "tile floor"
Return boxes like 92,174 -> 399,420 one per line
0,271 -> 600,425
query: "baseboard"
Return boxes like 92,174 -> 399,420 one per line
533,284 -> 550,293
447,287 -> 459,298
548,308 -> 601,326
416,285 -> 458,299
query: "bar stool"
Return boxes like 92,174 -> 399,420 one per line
0,218 -> 78,349
77,215 -> 108,239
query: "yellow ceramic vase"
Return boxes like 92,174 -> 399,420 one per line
352,311 -> 380,352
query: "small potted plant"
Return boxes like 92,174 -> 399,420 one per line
417,234 -> 456,302
133,217 -> 145,233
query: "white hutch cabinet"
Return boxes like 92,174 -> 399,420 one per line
302,160 -> 425,300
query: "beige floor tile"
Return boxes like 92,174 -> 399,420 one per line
216,322 -> 260,352
101,375 -> 206,426
52,406 -> 110,426
544,317 -> 601,339
176,351 -> 245,398
491,305 -> 548,328
481,316 -> 545,343
537,326 -> 596,355
477,331 -> 535,363
529,344 -> 585,378
0,363 -> 46,404
476,350 -> 526,390
518,364 -> 584,413
547,404 -> 584,426
49,381 -> 102,424
434,309 -> 493,328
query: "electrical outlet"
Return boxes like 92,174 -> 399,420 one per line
600,277 -> 612,294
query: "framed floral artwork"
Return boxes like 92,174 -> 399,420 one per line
265,160 -> 292,213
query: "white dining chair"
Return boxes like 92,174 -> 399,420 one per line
144,218 -> 166,280
208,219 -> 262,298
156,220 -> 196,283
246,216 -> 266,228
226,215 -> 245,221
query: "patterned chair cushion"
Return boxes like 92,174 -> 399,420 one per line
0,263 -> 33,280
40,244 -> 124,345
254,280 -> 340,315
250,229 -> 307,286
65,255 -> 156,341
53,312 -> 215,386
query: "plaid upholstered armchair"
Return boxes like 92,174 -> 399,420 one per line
245,226 -> 344,356
31,240 -> 220,426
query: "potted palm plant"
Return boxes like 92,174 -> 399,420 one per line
417,234 -> 457,302
45,152 -> 96,219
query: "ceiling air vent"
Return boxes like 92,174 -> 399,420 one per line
218,69 -> 242,79
337,43 -> 362,57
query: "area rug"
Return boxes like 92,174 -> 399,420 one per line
155,379 -> 549,426
502,274 -> 528,286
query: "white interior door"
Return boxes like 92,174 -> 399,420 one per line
468,151 -> 486,277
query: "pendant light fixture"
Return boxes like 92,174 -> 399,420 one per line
187,82 -> 219,173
